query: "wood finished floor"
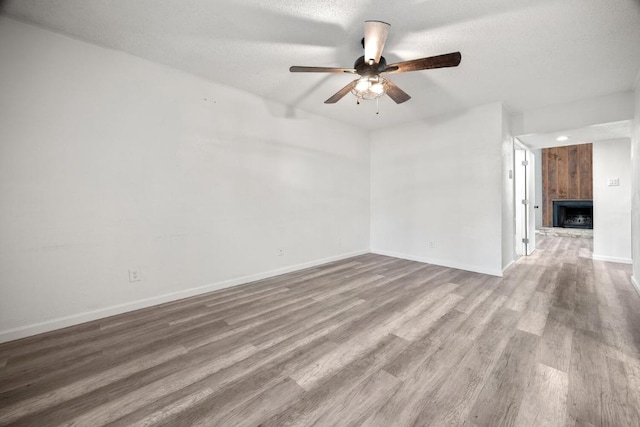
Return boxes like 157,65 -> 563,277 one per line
1,236 -> 639,426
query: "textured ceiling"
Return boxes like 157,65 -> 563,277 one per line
2,0 -> 640,130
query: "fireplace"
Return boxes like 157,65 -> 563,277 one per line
552,200 -> 593,229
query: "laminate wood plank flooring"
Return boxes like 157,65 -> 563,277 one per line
1,236 -> 639,426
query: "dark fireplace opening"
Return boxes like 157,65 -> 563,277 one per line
553,200 -> 593,229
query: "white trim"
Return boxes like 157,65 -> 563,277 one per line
371,248 -> 503,277
502,259 -> 516,274
632,276 -> 640,297
591,254 -> 633,264
513,137 -> 528,150
0,250 -> 368,344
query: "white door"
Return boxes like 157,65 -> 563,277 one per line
526,151 -> 536,255
514,148 -> 527,257
515,141 -> 537,257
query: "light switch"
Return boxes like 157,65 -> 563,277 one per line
607,178 -> 619,186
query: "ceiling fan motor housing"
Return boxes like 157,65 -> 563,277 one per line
354,55 -> 386,76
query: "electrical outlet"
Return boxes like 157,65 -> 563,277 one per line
129,268 -> 142,282
429,241 -> 435,248
277,248 -> 285,257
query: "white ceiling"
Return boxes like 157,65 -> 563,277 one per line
517,120 -> 632,150
2,0 -> 640,130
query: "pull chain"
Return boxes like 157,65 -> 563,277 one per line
376,97 -> 379,115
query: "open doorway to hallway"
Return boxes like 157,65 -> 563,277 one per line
517,121 -> 633,265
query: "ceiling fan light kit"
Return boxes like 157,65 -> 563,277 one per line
290,20 -> 461,107
352,75 -> 388,100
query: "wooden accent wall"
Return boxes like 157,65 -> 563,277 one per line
541,143 -> 592,227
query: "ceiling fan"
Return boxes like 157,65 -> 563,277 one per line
290,21 -> 461,105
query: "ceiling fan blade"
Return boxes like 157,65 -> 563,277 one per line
385,79 -> 411,104
364,20 -> 390,64
384,52 -> 461,74
290,66 -> 356,73
324,81 -> 356,104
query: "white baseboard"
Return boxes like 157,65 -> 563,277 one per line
370,248 -> 503,277
502,260 -> 516,274
591,254 -> 633,264
0,249 -> 368,344
631,276 -> 640,297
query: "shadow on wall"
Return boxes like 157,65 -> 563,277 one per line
266,75 -> 334,119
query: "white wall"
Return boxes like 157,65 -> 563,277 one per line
370,102 -> 505,276
592,139 -> 632,264
511,91 -> 635,136
632,85 -> 640,292
0,18 -> 370,342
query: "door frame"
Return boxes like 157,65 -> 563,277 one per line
514,139 -> 536,256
